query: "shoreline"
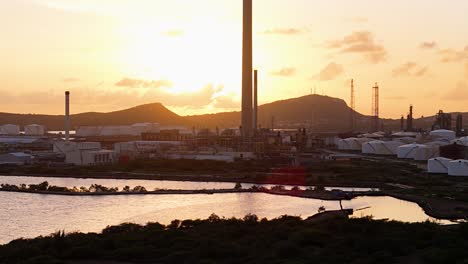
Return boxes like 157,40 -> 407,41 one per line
0,172 -> 383,189
1,187 -> 466,221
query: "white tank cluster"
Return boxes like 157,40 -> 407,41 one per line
0,124 -> 47,136
428,158 -> 468,176
76,123 -> 161,137
336,129 -> 468,176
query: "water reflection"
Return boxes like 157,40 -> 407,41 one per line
0,191 -> 453,245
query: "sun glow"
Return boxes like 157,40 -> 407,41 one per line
117,18 -> 242,95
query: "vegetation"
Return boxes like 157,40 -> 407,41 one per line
0,182 -> 148,194
0,216 -> 466,264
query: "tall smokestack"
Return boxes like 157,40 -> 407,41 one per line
253,69 -> 258,131
242,0 -> 253,138
65,91 -> 70,141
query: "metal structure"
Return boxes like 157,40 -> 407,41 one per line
241,0 -> 253,138
253,69 -> 258,131
433,110 -> 452,130
407,105 -> 414,131
371,83 -> 379,132
65,91 -> 70,141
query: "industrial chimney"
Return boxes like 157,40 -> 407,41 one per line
241,0 -> 253,138
65,91 -> 70,141
253,69 -> 258,132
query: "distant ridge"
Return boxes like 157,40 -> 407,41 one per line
0,94 -> 462,132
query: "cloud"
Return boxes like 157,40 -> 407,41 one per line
326,31 -> 387,63
164,30 -> 184,37
115,78 -> 173,89
314,63 -> 344,81
270,67 -> 297,77
443,82 -> 468,101
419,41 -> 437,50
261,28 -> 302,35
438,48 -> 468,63
62,78 -> 80,83
392,62 -> 428,77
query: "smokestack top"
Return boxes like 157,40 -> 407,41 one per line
65,91 -> 70,95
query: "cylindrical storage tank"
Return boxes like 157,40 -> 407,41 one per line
0,124 -> 20,135
448,160 -> 468,176
428,157 -> 452,174
451,137 -> 468,147
340,138 -> 361,151
25,124 -> 46,136
372,141 -> 404,155
76,126 -> 102,137
414,145 -> 439,161
362,140 -> 383,154
397,144 -> 420,159
430,130 -> 456,141
394,137 -> 417,144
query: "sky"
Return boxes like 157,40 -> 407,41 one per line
1,0 -> 468,118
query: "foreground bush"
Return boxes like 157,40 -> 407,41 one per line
0,216 -> 467,264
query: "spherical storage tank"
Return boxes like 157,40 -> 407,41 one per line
25,124 -> 46,136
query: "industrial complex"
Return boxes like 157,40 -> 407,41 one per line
0,0 -> 466,177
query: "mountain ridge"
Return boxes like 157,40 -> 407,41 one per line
0,94 -> 463,132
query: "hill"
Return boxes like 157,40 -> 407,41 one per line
0,94 -> 458,132
0,103 -> 190,131
188,95 -> 367,132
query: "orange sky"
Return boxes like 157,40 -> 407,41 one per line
1,0 -> 468,118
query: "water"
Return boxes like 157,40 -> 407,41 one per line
0,190 -> 455,245
0,176 -> 377,192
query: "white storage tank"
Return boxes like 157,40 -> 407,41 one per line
451,137 -> 468,147
397,144 -> 423,159
430,129 -> 456,141
24,124 -> 46,136
414,145 -> 439,161
362,140 -> 384,154
339,138 -> 359,150
394,137 -> 417,144
448,160 -> 468,177
0,124 -> 20,135
427,157 -> 452,174
376,141 -> 404,155
76,126 -> 102,137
